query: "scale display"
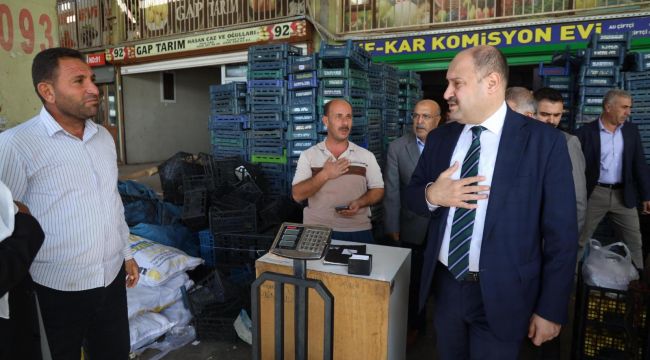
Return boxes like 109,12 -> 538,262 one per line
270,222 -> 332,260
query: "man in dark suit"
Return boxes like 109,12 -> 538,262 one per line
576,89 -> 650,269
383,99 -> 441,344
405,46 -> 577,359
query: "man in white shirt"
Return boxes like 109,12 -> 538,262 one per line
405,46 -> 577,359
0,47 -> 138,360
292,98 -> 384,243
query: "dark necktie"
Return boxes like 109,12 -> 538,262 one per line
448,125 -> 485,280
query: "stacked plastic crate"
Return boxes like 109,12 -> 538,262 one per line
538,61 -> 575,131
575,34 -> 629,129
381,63 -> 401,152
624,52 -> 650,164
397,71 -> 422,136
366,62 -> 386,169
208,82 -> 249,160
286,52 -> 320,186
247,44 -> 302,198
317,40 -> 371,146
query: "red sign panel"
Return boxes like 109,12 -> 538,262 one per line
86,52 -> 105,66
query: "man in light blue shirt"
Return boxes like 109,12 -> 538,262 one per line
576,89 -> 650,269
0,47 -> 139,360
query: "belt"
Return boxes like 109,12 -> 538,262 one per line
459,271 -> 480,282
439,262 -> 480,282
597,182 -> 623,189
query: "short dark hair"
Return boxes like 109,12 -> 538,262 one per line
533,87 -> 563,103
32,47 -> 85,102
471,46 -> 509,86
323,98 -> 351,117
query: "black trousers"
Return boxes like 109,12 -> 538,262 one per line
403,241 -> 426,332
34,266 -> 130,360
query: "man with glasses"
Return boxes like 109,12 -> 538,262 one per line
384,99 -> 442,345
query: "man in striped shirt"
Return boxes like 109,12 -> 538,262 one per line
0,47 -> 139,360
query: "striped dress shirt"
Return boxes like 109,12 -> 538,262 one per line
0,107 -> 131,291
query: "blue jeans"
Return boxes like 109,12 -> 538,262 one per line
331,230 -> 375,244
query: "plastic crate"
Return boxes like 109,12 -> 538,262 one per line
288,72 -> 318,89
247,94 -> 284,105
289,112 -> 319,123
249,59 -> 288,72
251,120 -> 287,131
247,103 -> 284,113
251,136 -> 285,147
251,145 -> 285,156
247,87 -> 285,97
289,54 -> 318,73
287,122 -> 318,140
288,88 -> 318,104
184,270 -> 243,341
319,86 -> 366,98
181,189 -> 208,230
209,82 -> 247,98
249,43 -> 302,56
317,67 -> 367,79
250,113 -> 283,122
251,150 -> 288,165
288,103 -> 317,115
319,40 -> 369,70
251,128 -> 284,139
209,197 -> 257,234
287,139 -> 316,157
247,69 -> 284,80
247,79 -> 285,88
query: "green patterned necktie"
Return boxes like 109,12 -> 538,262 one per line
448,126 -> 485,280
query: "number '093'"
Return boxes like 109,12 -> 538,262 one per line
0,5 -> 54,54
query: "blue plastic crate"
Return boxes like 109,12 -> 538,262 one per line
248,87 -> 285,97
287,123 -> 318,140
249,60 -> 288,72
251,138 -> 285,148
319,40 -> 369,70
247,79 -> 285,88
251,121 -> 287,131
287,139 -> 316,157
288,112 -> 319,123
209,82 -> 247,98
319,86 -> 366,98
250,113 -> 283,122
251,129 -> 285,139
289,54 -> 318,73
248,103 -> 284,113
247,95 -> 284,105
288,72 -> 318,89
288,103 -> 317,115
249,43 -> 302,56
288,88 -> 318,104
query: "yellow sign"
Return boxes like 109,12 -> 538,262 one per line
106,20 -> 306,62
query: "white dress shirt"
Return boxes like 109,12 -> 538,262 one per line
0,107 -> 131,291
431,102 -> 507,271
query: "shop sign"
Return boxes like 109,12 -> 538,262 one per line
106,19 -> 306,62
86,52 -> 105,66
358,16 -> 650,57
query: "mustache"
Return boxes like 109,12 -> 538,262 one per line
416,125 -> 428,130
447,97 -> 458,106
85,96 -> 99,102
338,127 -> 350,131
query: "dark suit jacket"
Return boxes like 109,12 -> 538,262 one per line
383,132 -> 430,245
0,212 -> 45,360
575,120 -> 650,208
406,109 -> 578,341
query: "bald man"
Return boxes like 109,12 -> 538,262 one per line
406,46 -> 576,359
384,99 -> 442,343
292,99 -> 384,243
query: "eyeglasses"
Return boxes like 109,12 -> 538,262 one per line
411,113 -> 440,121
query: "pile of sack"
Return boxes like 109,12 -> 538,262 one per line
126,234 -> 203,353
